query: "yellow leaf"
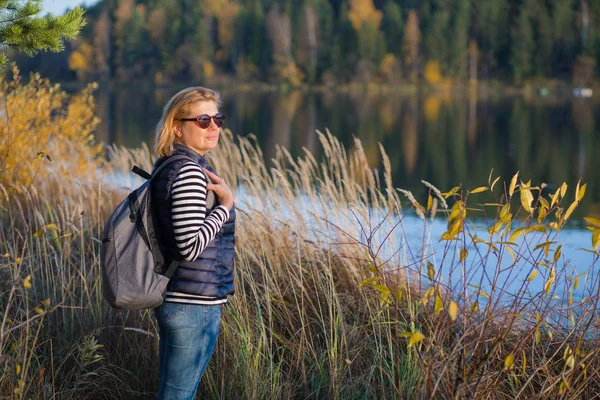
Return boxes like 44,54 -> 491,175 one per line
569,290 -> 573,306
41,298 -> 51,308
16,364 -> 21,375
560,183 -> 568,199
448,301 -> 458,321
592,229 -> 600,251
45,223 -> 59,231
371,284 -> 391,297
527,270 -> 537,282
559,379 -> 569,395
500,203 -> 511,219
489,220 -> 503,235
476,290 -> 489,299
23,275 -> 32,289
37,152 -> 45,160
421,287 -> 434,305
584,217 -> 600,227
506,246 -> 516,261
490,176 -> 501,192
434,295 -> 443,315
427,261 -> 435,280
520,182 -> 534,213
16,257 -> 22,264
554,245 -> 562,263
564,346 -> 575,369
544,267 -> 555,296
459,248 -> 468,263
577,183 -> 587,202
504,354 -> 515,370
33,307 -> 44,314
470,186 -> 488,194
2,253 -> 8,257
563,200 -> 578,222
509,172 -> 519,197
550,191 -> 560,207
360,276 -> 381,288
471,301 -> 479,313
510,228 -> 525,243
408,332 -> 425,347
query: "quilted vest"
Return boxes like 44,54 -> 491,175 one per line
150,144 -> 236,298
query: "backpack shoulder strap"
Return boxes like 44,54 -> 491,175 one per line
149,154 -> 193,181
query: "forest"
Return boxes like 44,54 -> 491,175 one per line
14,0 -> 600,87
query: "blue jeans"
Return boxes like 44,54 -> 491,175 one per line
154,302 -> 221,400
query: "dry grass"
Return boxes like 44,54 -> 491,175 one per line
1,127 -> 599,399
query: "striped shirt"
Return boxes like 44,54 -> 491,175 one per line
165,161 -> 229,305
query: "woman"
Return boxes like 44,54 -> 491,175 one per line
150,86 -> 236,399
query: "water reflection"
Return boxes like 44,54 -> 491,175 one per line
94,85 -> 600,221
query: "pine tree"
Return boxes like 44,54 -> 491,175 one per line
0,0 -> 85,67
473,0 -> 508,78
449,0 -> 470,79
510,1 -> 535,82
421,0 -> 450,74
381,1 -> 403,55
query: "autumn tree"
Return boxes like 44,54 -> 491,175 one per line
296,2 -> 319,82
266,3 -> 302,86
92,9 -> 110,77
403,10 -> 421,82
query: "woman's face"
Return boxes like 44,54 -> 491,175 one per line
176,100 -> 221,155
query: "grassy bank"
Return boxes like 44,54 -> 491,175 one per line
1,119 -> 600,397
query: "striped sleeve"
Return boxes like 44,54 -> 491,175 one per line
171,162 -> 230,262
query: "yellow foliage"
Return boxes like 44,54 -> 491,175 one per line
68,41 -> 94,79
378,103 -> 395,129
200,0 -> 228,17
348,0 -> 382,31
424,60 -> 442,84
379,53 -> 397,77
0,68 -> 102,194
217,2 -> 240,49
423,95 -> 441,122
277,61 -> 305,88
203,61 -> 215,79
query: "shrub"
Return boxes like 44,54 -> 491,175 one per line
0,67 -> 102,195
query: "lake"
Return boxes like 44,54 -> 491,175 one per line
97,84 -> 600,298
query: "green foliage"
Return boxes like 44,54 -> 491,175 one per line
0,0 -> 85,68
11,0 -> 600,85
510,2 -> 535,82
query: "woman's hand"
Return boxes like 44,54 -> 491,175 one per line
204,169 -> 234,210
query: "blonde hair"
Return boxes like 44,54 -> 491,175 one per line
154,86 -> 222,157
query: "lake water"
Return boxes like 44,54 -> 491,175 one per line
98,85 -> 600,299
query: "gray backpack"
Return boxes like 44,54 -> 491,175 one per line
101,154 -> 213,310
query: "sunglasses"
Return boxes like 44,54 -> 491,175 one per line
178,112 -> 226,129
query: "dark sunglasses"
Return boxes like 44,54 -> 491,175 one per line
178,112 -> 226,129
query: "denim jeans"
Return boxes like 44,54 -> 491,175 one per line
154,302 -> 221,400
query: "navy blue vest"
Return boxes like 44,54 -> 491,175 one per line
151,144 -> 236,298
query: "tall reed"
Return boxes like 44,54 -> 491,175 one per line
1,128 -> 599,399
